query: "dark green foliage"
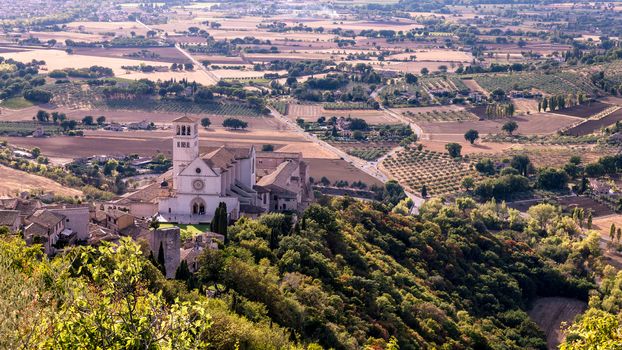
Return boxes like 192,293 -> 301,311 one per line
175,260 -> 191,281
537,168 -> 569,190
195,199 -> 591,349
157,242 -> 166,276
222,118 -> 248,130
474,174 -> 530,200
211,202 -> 229,243
23,88 -> 52,103
445,142 -> 462,158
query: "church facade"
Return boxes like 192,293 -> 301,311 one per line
158,116 -> 312,224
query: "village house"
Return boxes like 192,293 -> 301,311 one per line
24,210 -> 69,255
0,210 -> 21,232
180,231 -> 224,273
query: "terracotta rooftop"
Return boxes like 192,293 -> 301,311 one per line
0,210 -> 19,227
203,146 -> 236,171
172,116 -> 197,123
28,209 -> 65,228
256,160 -> 300,196
24,222 -> 52,238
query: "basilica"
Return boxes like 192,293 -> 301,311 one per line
157,116 -> 313,224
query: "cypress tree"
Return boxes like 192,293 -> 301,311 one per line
157,241 -> 166,276
219,202 -> 228,244
611,223 -> 616,241
269,228 -> 279,250
211,206 -> 221,234
175,260 -> 191,281
587,211 -> 593,229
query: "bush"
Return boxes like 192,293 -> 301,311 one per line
23,89 -> 52,103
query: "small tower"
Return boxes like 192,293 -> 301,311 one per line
172,116 -> 199,190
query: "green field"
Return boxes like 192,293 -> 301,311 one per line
159,223 -> 211,241
0,97 -> 34,109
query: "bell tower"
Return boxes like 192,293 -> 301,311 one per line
172,116 -> 199,190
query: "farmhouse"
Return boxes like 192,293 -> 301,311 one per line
156,116 -> 313,224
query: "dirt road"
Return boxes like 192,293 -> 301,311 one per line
528,297 -> 587,350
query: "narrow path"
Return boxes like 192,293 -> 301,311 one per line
135,19 -> 218,85
269,106 -> 425,211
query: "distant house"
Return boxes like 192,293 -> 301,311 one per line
0,210 -> 20,232
103,207 -> 135,233
180,231 -> 224,273
24,209 -> 72,255
32,127 -> 45,138
45,205 -> 90,242
127,120 -> 153,130
105,123 -> 124,132
0,197 -> 42,222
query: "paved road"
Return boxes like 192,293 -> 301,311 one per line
269,106 -> 425,212
135,19 -> 218,84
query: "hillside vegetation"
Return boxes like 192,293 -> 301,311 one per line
0,196 -> 601,349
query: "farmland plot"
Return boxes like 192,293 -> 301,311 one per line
401,109 -> 478,123
0,165 -> 83,197
287,104 -> 323,120
474,71 -> 595,95
381,149 -> 480,197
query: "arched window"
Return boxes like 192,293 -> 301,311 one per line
176,125 -> 180,135
182,125 -> 186,135
191,198 -> 206,215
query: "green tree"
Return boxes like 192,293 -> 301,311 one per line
511,155 -> 532,177
222,118 -> 248,130
157,241 -> 166,276
462,176 -> 475,191
445,142 -> 462,158
421,184 -> 428,198
30,147 -> 41,158
464,129 -> 479,144
502,120 -> 518,135
175,259 -> 191,281
201,117 -> 211,128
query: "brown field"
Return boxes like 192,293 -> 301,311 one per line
420,139 -> 516,155
493,145 -> 610,169
0,108 -> 280,129
192,54 -> 246,65
554,101 -> 613,118
27,31 -> 107,43
557,196 -> 615,217
528,297 -> 587,350
305,158 -> 383,187
461,78 -> 489,95
391,105 -> 465,115
386,50 -> 472,62
0,165 -> 83,197
0,48 -> 218,86
64,21 -> 149,36
323,109 -> 401,124
72,47 -> 190,64
375,61 -> 462,74
565,109 -> 622,136
5,126 -> 339,163
421,113 -> 580,136
287,104 -> 323,120
512,98 -> 540,114
212,69 -> 286,79
593,215 -> 622,238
